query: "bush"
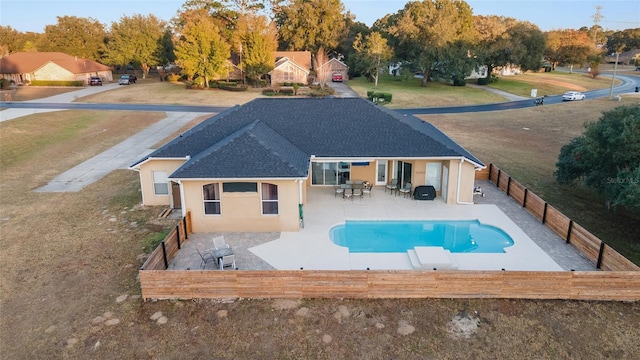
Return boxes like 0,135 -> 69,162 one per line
477,77 -> 490,85
452,79 -> 466,86
166,74 -> 181,82
30,80 -> 84,87
220,84 -> 248,92
367,90 -> 375,97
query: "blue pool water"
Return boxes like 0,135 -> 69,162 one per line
329,220 -> 514,253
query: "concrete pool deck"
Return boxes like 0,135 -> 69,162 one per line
168,180 -> 597,272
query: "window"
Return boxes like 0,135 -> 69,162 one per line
203,183 -> 221,215
261,183 -> 278,215
283,65 -> 294,81
153,171 -> 169,195
223,182 -> 257,192
426,163 -> 441,191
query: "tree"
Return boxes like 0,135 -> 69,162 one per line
174,11 -> 231,87
545,29 -> 593,72
0,26 -> 24,55
555,104 -> 640,213
385,0 -> 476,86
338,19 -> 370,77
39,16 -> 106,60
352,32 -> 393,87
240,15 -> 278,85
105,15 -> 167,78
274,0 -> 347,59
505,22 -> 546,72
473,15 -> 517,80
605,28 -> 640,55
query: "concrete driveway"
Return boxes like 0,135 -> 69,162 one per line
329,81 -> 359,98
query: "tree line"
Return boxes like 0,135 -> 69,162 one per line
1,0 -> 639,86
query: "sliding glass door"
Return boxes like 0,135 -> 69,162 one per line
311,162 -> 350,185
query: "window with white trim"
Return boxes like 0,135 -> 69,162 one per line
152,171 -> 169,195
283,65 -> 294,81
261,183 -> 278,215
203,183 -> 221,215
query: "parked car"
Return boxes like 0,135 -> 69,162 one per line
332,73 -> 343,82
89,76 -> 102,86
562,91 -> 585,101
118,74 -> 135,85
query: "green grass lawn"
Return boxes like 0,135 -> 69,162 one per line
487,71 -> 618,97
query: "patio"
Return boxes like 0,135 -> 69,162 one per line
168,180 -> 597,272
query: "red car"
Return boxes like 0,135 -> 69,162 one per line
332,73 -> 343,82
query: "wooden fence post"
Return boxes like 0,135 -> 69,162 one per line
182,216 -> 188,239
542,203 -> 548,224
566,220 -> 573,244
596,242 -> 606,269
496,169 -> 501,188
522,188 -> 528,208
176,224 -> 181,249
506,176 -> 512,196
161,241 -> 169,269
488,163 -> 493,184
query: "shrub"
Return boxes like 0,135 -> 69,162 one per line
452,79 -> 466,86
367,90 -> 375,97
220,84 -> 248,92
477,77 -> 490,85
166,74 -> 181,82
368,92 -> 392,103
30,80 -> 84,87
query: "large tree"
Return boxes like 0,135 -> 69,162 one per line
385,0 -> 476,86
473,15 -> 517,80
174,11 -> 231,87
239,15 -> 278,84
545,29 -> 594,72
504,21 -> 546,72
605,28 -> 640,54
352,32 -> 393,87
555,104 -> 640,213
104,14 -> 167,78
274,0 -> 347,58
39,16 -> 106,60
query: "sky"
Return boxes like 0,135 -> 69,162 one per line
0,0 -> 638,33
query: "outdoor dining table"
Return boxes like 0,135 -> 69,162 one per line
341,182 -> 367,198
213,247 -> 234,262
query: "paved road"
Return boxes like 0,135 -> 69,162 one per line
2,74 -> 637,192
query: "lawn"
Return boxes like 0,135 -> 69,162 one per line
1,76 -> 639,358
487,71 -> 618,97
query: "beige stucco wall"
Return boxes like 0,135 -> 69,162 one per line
441,159 -> 476,204
270,65 -> 308,85
137,159 -> 187,206
349,163 -> 375,184
185,179 -> 302,233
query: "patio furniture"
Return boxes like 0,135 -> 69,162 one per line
196,248 -> 216,269
352,186 -> 364,200
219,254 -> 236,270
399,182 -> 412,198
362,182 -> 373,197
385,179 -> 398,194
334,184 -> 344,197
212,236 -> 230,250
414,185 -> 436,200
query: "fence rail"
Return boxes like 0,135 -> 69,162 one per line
140,212 -> 191,270
139,270 -> 640,301
485,164 -> 639,271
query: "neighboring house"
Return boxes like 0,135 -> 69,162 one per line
317,58 -> 348,84
130,98 -> 485,233
268,51 -> 312,85
0,52 -> 113,85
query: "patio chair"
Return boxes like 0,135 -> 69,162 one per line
385,179 -> 398,194
362,183 -> 373,197
399,182 -> 412,198
334,184 -> 344,197
212,236 -> 230,250
352,186 -> 364,200
219,254 -> 236,270
196,248 -> 216,269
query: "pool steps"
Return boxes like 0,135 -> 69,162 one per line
407,247 -> 459,270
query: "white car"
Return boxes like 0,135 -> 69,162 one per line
562,91 -> 586,101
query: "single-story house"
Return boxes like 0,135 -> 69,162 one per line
317,58 -> 348,83
0,52 -> 113,85
130,98 -> 485,233
268,51 -> 312,85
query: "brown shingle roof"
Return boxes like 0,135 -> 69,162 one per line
0,52 -> 111,74
274,51 -> 312,71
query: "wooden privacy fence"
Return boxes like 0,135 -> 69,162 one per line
140,212 -> 192,270
139,270 -> 640,301
484,164 -> 639,271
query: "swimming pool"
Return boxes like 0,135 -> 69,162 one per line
329,220 -> 514,253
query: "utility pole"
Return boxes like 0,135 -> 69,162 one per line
591,6 -> 604,45
609,52 -> 619,99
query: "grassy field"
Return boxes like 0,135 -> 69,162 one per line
1,77 -> 639,358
